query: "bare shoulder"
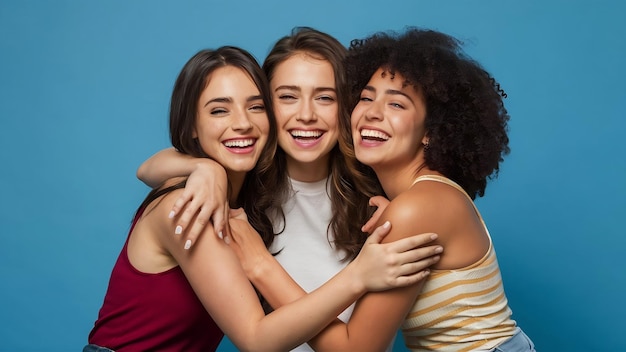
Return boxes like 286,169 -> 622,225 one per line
402,179 -> 490,269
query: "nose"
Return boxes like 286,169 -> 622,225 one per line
364,99 -> 383,121
231,109 -> 253,131
295,99 -> 316,123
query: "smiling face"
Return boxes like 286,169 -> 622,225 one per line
351,67 -> 428,174
194,65 -> 269,176
270,52 -> 339,181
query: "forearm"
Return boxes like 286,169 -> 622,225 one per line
137,147 -> 220,187
248,254 -> 307,308
252,263 -> 368,350
308,281 -> 425,352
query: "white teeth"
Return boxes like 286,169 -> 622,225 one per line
224,139 -> 254,148
361,129 -> 390,140
290,130 -> 322,138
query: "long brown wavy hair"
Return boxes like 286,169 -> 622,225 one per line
258,27 -> 383,260
135,46 -> 278,244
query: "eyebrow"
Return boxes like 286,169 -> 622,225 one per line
362,85 -> 415,104
274,85 -> 336,93
204,95 -> 263,107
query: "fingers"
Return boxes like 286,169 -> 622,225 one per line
184,206 -> 211,247
172,198 -> 230,250
391,251 -> 442,287
394,269 -> 432,287
396,245 -> 442,274
365,221 -> 391,244
368,195 -> 389,208
211,201 -> 229,240
361,215 -> 379,233
169,190 -> 193,221
387,232 -> 439,253
361,196 -> 391,233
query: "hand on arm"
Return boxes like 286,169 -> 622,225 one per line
137,147 -> 229,247
149,192 -> 383,352
227,208 -> 441,306
228,197 -> 444,351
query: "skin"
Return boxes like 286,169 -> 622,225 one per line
229,67 -> 494,351
352,68 -> 489,271
214,68 -> 447,351
125,66 -> 434,352
271,52 -> 339,182
136,58 -> 445,351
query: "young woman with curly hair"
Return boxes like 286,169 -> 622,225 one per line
344,28 -> 535,351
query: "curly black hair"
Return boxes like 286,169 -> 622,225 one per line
345,28 -> 510,199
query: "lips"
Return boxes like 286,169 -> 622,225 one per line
360,128 -> 390,141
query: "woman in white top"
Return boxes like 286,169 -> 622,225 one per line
138,28 -> 443,351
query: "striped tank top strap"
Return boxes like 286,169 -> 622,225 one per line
411,175 -> 490,237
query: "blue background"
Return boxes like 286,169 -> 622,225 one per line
1,1 -> 624,351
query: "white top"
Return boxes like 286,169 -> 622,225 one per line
269,177 -> 394,351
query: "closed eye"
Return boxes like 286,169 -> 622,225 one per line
249,104 -> 266,112
210,108 -> 228,115
317,95 -> 335,103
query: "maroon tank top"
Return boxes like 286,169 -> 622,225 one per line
88,213 -> 223,351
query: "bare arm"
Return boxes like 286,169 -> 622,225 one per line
229,196 -> 445,351
145,188 -> 393,352
137,147 -> 228,247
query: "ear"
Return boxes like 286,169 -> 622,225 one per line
421,136 -> 429,146
192,127 -> 198,139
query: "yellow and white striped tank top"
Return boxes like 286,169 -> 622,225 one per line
401,175 -> 517,351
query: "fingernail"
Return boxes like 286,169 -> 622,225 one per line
430,234 -> 438,240
168,211 -> 175,219
383,221 -> 390,229
224,236 -> 231,245
423,269 -> 430,276
435,246 -> 443,253
184,240 -> 192,250
175,226 -> 182,235
218,231 -> 223,239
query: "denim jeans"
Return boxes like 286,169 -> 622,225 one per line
490,329 -> 536,352
82,344 -> 115,352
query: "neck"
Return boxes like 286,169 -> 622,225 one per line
374,162 -> 432,200
286,155 -> 330,182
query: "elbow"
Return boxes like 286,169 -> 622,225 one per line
136,164 -> 146,182
136,161 -> 157,188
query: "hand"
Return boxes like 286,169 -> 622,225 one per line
361,196 -> 390,233
226,208 -> 272,278
170,162 -> 229,248
350,221 -> 442,291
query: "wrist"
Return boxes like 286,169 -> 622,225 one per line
194,158 -> 221,173
342,261 -> 368,296
246,252 -> 277,283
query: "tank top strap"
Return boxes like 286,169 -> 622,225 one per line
411,175 -> 491,239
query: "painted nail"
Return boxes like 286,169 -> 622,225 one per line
218,231 -> 223,239
224,236 -> 231,245
382,221 -> 390,229
175,226 -> 182,235
168,211 -> 175,219
184,240 -> 192,250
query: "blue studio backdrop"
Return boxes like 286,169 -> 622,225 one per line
1,1 -> 624,351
